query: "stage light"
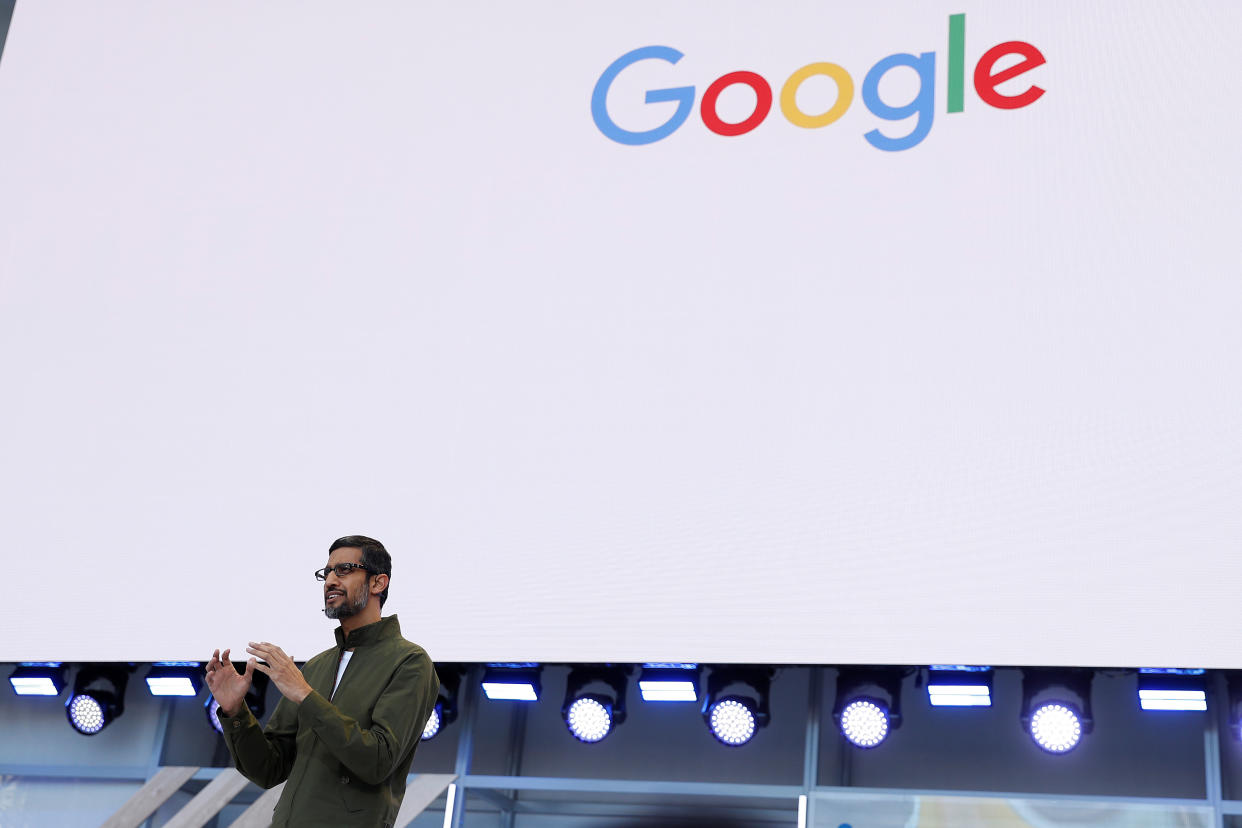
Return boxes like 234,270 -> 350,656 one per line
204,670 -> 269,734
927,666 -> 993,707
701,667 -> 772,747
146,663 -> 204,697
422,702 -> 443,741
66,665 -> 130,736
1137,669 -> 1206,712
833,668 -> 903,749
68,694 -> 108,735
422,668 -> 460,742
708,697 -> 757,746
639,664 -> 699,702
1029,702 -> 1082,753
206,697 -> 225,735
566,696 -> 612,742
1021,669 -> 1093,754
1225,673 -> 1242,741
840,699 -> 889,747
9,663 -> 66,696
482,664 -> 541,701
562,666 -> 629,744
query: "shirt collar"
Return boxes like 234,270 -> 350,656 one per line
334,614 -> 401,650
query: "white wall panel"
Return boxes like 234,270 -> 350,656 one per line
0,2 -> 1239,665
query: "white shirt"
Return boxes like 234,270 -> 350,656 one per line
331,650 -> 353,699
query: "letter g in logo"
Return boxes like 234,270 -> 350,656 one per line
591,46 -> 695,146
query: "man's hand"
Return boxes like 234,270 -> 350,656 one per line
247,641 -> 313,704
204,648 -> 254,717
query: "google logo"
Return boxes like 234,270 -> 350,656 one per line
591,14 -> 1046,151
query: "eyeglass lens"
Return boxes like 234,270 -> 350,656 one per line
316,563 -> 366,580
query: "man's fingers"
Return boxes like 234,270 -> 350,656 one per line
247,642 -> 293,665
244,658 -> 256,679
248,642 -> 281,662
252,660 -> 270,676
246,646 -> 281,665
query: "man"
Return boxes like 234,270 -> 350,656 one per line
205,535 -> 439,828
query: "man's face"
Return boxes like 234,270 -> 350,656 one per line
322,547 -> 372,620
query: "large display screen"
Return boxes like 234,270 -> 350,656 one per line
1,1 -> 1239,666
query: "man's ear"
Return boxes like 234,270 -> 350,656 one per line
371,573 -> 389,597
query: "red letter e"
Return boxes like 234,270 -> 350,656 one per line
974,41 -> 1046,109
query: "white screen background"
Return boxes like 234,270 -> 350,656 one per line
0,1 -> 1239,666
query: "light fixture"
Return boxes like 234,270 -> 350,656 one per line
205,670 -> 269,734
701,667 -> 772,747
1021,669 -> 1093,754
422,668 -> 460,741
1029,702 -> 1082,753
927,666 -> 993,707
9,663 -> 66,696
422,703 -> 444,740
67,665 -> 130,736
709,697 -> 757,746
482,664 -> 541,701
562,666 -> 629,743
1225,672 -> 1242,741
146,663 -> 204,697
638,664 -> 699,702
833,668 -> 903,749
1137,668 -> 1206,712
566,696 -> 611,742
206,697 -> 225,734
840,698 -> 889,747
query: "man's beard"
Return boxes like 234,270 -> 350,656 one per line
325,587 -> 369,620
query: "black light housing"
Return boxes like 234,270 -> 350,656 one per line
701,666 -> 773,746
145,663 -> 204,697
9,663 -> 67,696
1224,671 -> 1242,741
1137,668 -> 1206,712
638,663 -> 700,703
561,665 -> 631,744
423,666 -> 462,741
833,668 -> 904,749
66,664 -> 131,736
926,665 -> 993,708
481,664 -> 542,701
1021,668 -> 1094,754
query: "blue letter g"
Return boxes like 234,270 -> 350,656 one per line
591,46 -> 695,146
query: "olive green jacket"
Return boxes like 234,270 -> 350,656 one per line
216,615 -> 439,828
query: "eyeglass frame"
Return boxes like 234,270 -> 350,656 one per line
314,562 -> 377,581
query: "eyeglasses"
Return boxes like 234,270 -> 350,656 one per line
314,563 -> 375,581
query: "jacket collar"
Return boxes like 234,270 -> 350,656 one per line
334,614 -> 401,650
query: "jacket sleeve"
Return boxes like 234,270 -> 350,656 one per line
216,694 -> 299,789
295,650 -> 439,785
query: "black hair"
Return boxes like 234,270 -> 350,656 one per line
329,535 -> 391,607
